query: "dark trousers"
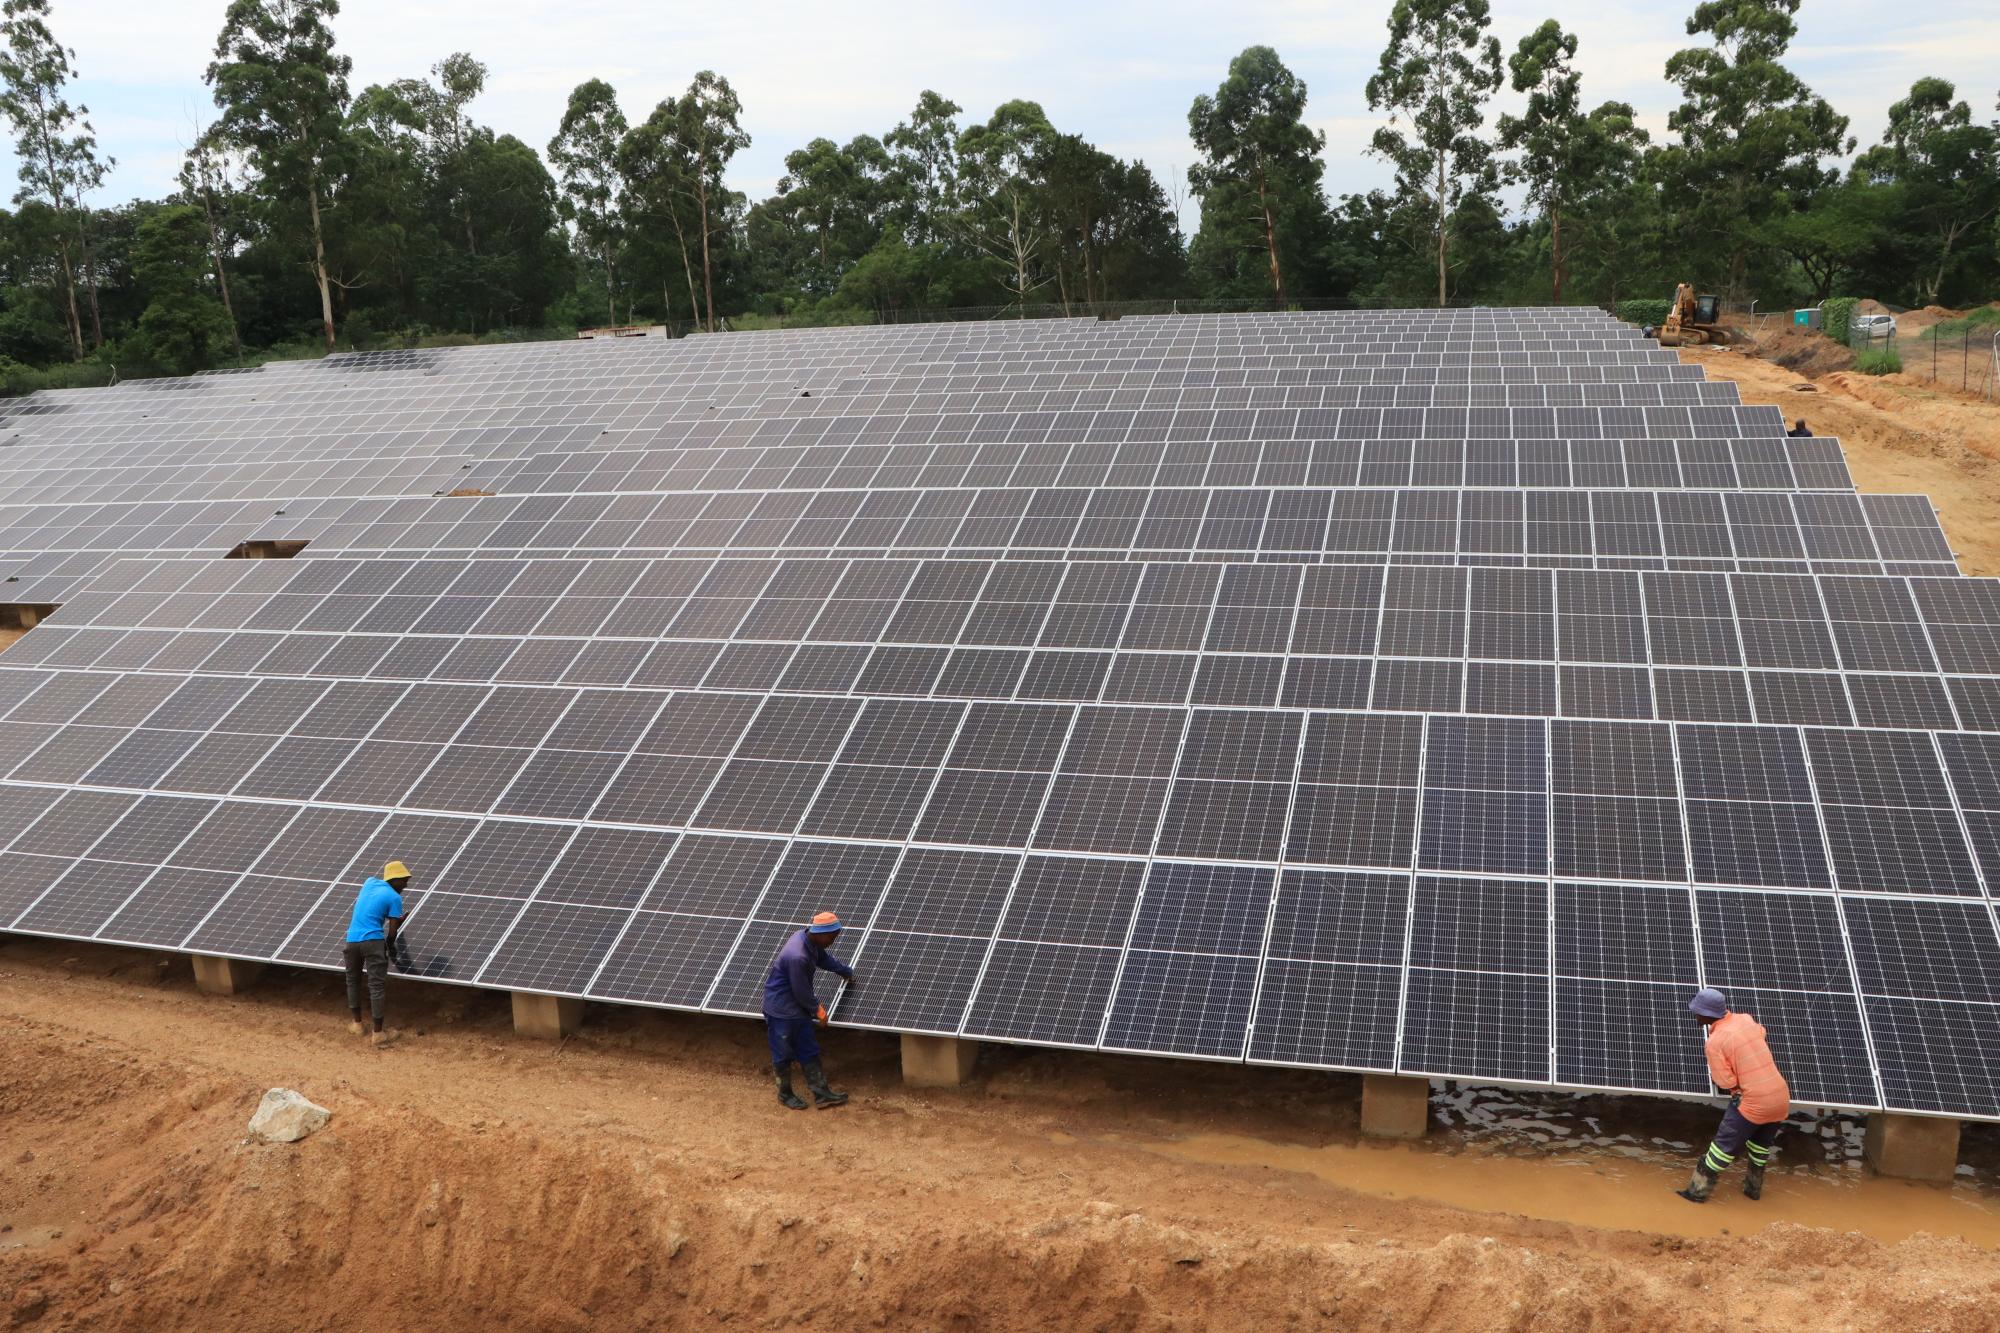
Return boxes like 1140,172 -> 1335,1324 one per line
343,939 -> 388,1023
765,1015 -> 820,1067
1704,1105 -> 1781,1174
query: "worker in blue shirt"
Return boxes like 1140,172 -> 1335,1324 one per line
761,911 -> 859,1109
344,860 -> 410,1047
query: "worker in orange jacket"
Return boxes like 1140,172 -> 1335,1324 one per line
1678,987 -> 1791,1203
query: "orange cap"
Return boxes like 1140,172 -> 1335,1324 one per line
808,911 -> 841,934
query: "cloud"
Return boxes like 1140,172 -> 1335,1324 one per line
6,0 -> 1993,218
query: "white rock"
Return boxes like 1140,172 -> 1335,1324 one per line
248,1088 -> 331,1143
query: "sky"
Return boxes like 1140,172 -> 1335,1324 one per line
9,0 -> 1999,230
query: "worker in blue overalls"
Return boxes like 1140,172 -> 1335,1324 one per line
761,911 -> 858,1110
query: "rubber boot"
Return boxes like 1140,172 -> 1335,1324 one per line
1675,1161 -> 1718,1204
1742,1163 -> 1766,1200
774,1064 -> 807,1111
803,1060 -> 848,1108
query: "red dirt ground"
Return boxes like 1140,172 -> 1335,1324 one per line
3,938 -> 1997,1332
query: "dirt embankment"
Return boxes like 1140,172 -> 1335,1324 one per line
1686,346 -> 2000,576
3,938 -> 1998,1333
1744,327 -> 1858,378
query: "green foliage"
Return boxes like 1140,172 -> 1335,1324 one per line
1853,79 -> 2000,306
1758,179 -> 1891,302
1855,346 -> 1902,374
1616,298 -> 1674,326
883,91 -> 962,248
131,204 -> 233,373
0,351 -> 111,395
1819,296 -> 1858,343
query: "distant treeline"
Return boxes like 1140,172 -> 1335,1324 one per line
0,0 -> 1994,386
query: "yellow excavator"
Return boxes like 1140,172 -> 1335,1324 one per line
1653,284 -> 1735,347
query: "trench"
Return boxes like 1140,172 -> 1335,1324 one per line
1119,1128 -> 2000,1246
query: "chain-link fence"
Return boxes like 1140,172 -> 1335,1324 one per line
1836,317 -> 2000,396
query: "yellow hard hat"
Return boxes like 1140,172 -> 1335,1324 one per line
383,861 -> 411,880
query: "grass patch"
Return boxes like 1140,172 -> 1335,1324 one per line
1926,306 -> 2000,339
1855,347 -> 1903,375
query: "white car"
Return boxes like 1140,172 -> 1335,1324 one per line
1850,312 -> 1897,339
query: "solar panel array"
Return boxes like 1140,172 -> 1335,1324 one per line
3,309 -> 1997,1121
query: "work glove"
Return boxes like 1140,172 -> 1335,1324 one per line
815,1003 -> 828,1027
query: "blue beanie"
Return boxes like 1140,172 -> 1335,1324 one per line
1689,987 -> 1728,1019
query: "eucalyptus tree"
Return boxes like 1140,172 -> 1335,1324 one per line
0,0 -> 111,356
178,125 -> 246,360
1660,0 -> 1851,303
1366,0 -> 1505,307
548,78 -> 628,326
208,0 -> 355,352
1187,46 -> 1328,308
671,71 -> 750,331
957,99 -> 1056,311
1498,22 -> 1647,304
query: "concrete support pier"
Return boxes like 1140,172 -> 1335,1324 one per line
1360,1074 -> 1430,1139
901,1033 -> 979,1087
511,992 -> 584,1039
1863,1113 -> 1960,1181
191,955 -> 266,995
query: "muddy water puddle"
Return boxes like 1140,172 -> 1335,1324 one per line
1109,1127 -> 2000,1246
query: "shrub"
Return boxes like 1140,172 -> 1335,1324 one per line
0,357 -> 119,397
1855,347 -> 1902,375
1819,296 -> 1858,345
1616,298 -> 1673,327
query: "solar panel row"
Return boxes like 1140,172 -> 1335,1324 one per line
2,307 -> 1996,1122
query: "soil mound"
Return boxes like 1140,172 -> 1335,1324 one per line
1747,327 -> 1856,377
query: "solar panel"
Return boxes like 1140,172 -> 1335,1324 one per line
4,307 -> 1999,1120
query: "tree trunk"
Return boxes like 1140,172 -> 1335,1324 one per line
606,250 -> 618,327
1256,156 -> 1285,310
54,237 -> 83,362
306,176 -> 337,352
1011,191 -> 1030,315
76,216 -> 103,349
32,116 -> 84,359
197,182 -> 244,362
1926,220 -> 1967,309
1436,152 -> 1448,309
1550,203 -> 1564,306
668,205 -> 701,331
696,168 -> 716,334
